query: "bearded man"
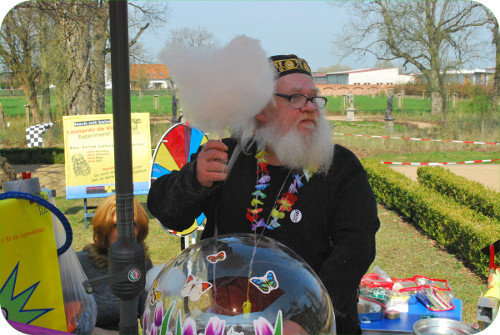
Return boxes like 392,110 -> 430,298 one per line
147,54 -> 380,334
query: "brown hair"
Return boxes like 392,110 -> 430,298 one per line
83,194 -> 150,267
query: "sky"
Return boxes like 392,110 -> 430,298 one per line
1,1 -> 500,71
141,1 -> 355,70
140,0 -> 500,71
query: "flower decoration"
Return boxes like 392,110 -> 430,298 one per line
205,316 -> 226,335
154,302 -> 163,327
253,310 -> 283,335
246,150 -> 313,232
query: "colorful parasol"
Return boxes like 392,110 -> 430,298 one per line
149,123 -> 208,236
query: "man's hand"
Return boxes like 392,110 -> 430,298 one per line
196,140 -> 229,188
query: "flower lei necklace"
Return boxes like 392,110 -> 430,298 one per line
246,149 -> 313,231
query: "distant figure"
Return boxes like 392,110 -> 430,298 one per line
348,93 -> 354,109
171,90 -> 179,123
385,93 -> 394,120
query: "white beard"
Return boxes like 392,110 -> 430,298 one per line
254,114 -> 334,173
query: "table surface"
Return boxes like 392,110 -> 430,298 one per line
360,296 -> 462,334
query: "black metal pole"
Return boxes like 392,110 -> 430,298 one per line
108,1 -> 145,334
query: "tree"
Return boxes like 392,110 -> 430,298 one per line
1,0 -> 169,118
0,2 -> 42,123
373,60 -> 395,69
136,67 -> 151,91
333,0 -> 493,124
157,26 -> 218,64
316,64 -> 353,73
483,6 -> 499,110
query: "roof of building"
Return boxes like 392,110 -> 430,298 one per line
327,67 -> 399,75
129,64 -> 169,81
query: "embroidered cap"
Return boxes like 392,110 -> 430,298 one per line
270,54 -> 312,78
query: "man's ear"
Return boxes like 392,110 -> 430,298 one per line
256,108 -> 268,123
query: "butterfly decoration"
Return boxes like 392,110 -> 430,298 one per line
206,251 -> 226,264
181,275 -> 213,301
250,270 -> 279,294
149,279 -> 163,305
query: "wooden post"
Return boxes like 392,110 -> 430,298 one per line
25,104 -> 31,124
153,95 -> 159,110
401,89 -> 405,110
0,102 -> 6,129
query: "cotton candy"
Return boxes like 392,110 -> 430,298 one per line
165,35 -> 275,134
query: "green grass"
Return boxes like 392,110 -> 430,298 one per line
368,151 -> 500,163
56,195 -> 182,266
329,118 -> 499,160
373,206 -> 486,325
0,94 -> 175,117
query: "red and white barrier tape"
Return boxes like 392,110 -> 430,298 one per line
334,133 -> 499,145
381,159 -> 500,166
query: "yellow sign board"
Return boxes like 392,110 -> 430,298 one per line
63,114 -> 151,199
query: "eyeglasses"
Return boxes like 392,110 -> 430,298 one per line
274,93 -> 327,109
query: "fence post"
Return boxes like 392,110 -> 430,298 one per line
153,95 -> 159,110
25,104 -> 31,124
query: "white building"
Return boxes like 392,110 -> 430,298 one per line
317,68 -> 415,86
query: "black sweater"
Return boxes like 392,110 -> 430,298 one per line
148,139 -> 380,334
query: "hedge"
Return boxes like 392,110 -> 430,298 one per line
362,159 -> 499,277
1,147 -> 65,164
417,165 -> 500,220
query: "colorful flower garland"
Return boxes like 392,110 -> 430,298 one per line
246,150 -> 313,231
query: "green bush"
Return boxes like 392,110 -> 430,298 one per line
1,147 -> 65,164
362,159 -> 498,277
417,166 -> 500,220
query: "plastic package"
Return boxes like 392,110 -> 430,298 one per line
359,266 -> 455,319
42,188 -> 97,334
359,287 -> 391,321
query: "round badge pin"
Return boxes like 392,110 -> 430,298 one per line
290,209 -> 302,223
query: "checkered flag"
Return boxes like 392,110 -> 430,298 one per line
26,122 -> 54,147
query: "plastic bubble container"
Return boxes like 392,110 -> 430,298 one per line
142,233 -> 335,335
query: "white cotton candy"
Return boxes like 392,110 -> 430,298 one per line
165,35 -> 276,134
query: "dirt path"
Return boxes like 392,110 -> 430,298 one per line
390,164 -> 500,192
325,115 -> 435,129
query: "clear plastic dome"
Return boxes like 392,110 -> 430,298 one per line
143,233 -> 335,335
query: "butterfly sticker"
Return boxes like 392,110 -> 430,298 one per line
250,270 -> 279,294
206,251 -> 226,264
149,279 -> 162,305
181,275 -> 212,301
